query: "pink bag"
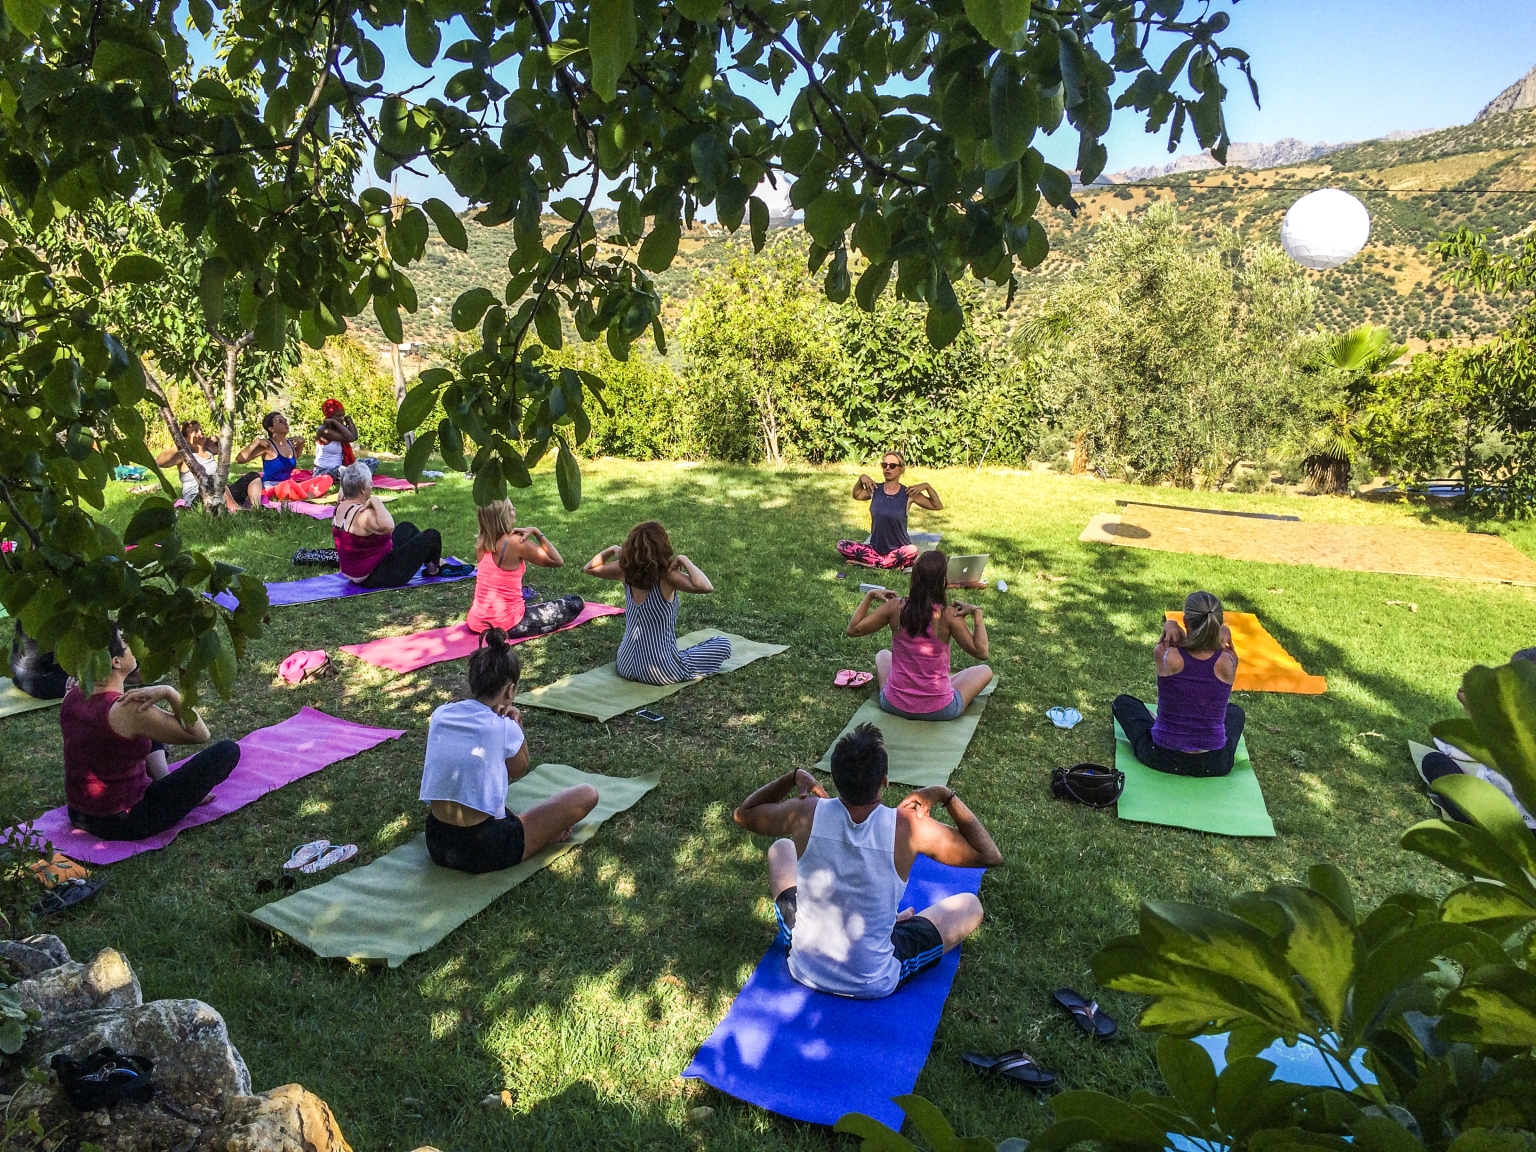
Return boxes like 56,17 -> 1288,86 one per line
279,650 -> 328,685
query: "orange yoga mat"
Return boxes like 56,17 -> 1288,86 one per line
1165,611 -> 1327,695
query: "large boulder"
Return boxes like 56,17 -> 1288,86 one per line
0,934 -> 71,978
214,1084 -> 353,1152
14,947 -> 142,1026
39,999 -> 251,1103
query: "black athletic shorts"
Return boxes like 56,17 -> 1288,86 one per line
773,887 -> 946,985
425,809 -> 525,874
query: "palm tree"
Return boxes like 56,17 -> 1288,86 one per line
1303,324 -> 1407,492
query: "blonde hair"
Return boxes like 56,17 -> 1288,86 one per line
1181,591 -> 1224,653
476,500 -> 516,558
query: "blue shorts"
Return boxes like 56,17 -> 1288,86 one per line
772,887 -> 945,986
878,688 -> 964,722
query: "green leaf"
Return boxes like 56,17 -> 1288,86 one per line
990,61 -> 1037,163
856,261 -> 892,312
405,2 -> 441,66
1019,217 -> 1049,269
673,0 -> 719,22
402,429 -> 437,483
357,38 -> 385,81
804,189 -> 859,248
1453,661 -> 1536,818
1432,774 -> 1536,877
832,1111 -> 920,1150
1401,814 -> 1536,896
472,464 -> 507,505
423,198 -> 467,251
256,291 -> 288,352
437,418 -> 467,471
852,205 -> 890,263
452,287 -> 497,331
638,214 -> 681,272
396,379 -> 441,435
1038,164 -> 1076,209
1439,880 -> 1536,936
555,437 -> 582,510
749,195 -> 769,252
3,0 -> 43,36
1262,886 -> 1357,1031
124,500 -> 177,545
109,253 -> 166,284
962,0 -> 1029,51
198,258 -> 228,325
1028,1116 -> 1108,1152
588,0 -> 637,102
1156,1036 -> 1216,1121
1307,864 -> 1357,925
618,192 -> 644,242
1050,1091 -> 1167,1145
209,628 -> 237,698
1440,964 -> 1536,1046
925,273 -> 962,348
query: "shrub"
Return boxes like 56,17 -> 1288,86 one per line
539,343 -> 694,460
283,336 -> 413,456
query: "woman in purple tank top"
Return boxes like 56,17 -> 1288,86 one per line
1113,591 -> 1244,777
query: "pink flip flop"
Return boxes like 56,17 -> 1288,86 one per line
834,670 -> 874,688
279,649 -> 329,685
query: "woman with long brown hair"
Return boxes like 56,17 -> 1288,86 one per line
845,549 -> 992,721
584,521 -> 731,684
1112,591 -> 1243,778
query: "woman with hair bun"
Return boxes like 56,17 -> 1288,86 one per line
418,629 -> 598,874
583,520 -> 731,685
332,462 -> 443,588
1112,590 -> 1244,778
845,549 -> 992,721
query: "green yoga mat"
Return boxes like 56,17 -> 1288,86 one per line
518,630 -> 787,722
1114,717 -> 1274,837
0,679 -> 61,720
243,764 -> 659,966
814,678 -> 998,788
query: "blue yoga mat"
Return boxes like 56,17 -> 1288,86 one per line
209,558 -> 472,610
682,856 -> 984,1129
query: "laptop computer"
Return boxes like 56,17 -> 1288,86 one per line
947,554 -> 989,584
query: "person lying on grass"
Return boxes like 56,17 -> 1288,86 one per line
732,722 -> 1001,998
1112,590 -> 1244,779
419,629 -> 598,874
836,450 -> 942,570
583,520 -> 731,685
332,462 -> 444,589
846,550 -> 992,722
467,499 -> 584,637
62,628 -> 240,841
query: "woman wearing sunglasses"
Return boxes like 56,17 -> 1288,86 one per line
837,451 -> 942,569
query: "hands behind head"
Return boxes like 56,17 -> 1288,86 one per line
122,685 -> 177,711
793,769 -> 828,799
491,702 -> 522,723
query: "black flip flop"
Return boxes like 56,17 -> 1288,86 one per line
1054,987 -> 1117,1039
961,1050 -> 1056,1087
32,876 -> 106,917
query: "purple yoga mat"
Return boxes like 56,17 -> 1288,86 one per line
210,558 -> 473,610
13,707 -> 404,865
682,857 -> 984,1129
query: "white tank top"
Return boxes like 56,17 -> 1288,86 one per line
314,437 -> 344,469
787,798 -> 904,998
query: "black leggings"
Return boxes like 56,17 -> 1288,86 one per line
491,594 -> 586,639
359,523 -> 443,589
1112,694 -> 1245,778
69,740 -> 241,841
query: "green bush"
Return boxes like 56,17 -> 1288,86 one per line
283,336 -> 413,457
539,343 -> 695,460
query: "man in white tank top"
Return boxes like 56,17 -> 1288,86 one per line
733,723 -> 1002,998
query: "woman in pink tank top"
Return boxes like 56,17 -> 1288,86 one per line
467,500 -> 585,637
845,550 -> 993,721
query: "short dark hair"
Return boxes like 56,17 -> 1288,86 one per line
1513,647 -> 1536,665
468,629 -> 522,699
830,722 -> 887,805
107,626 -> 127,658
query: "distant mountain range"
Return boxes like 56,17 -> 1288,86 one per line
1099,130 -> 1438,184
1477,62 -> 1536,121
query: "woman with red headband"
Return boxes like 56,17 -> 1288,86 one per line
313,399 -> 363,481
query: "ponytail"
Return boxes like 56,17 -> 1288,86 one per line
900,550 -> 949,637
468,629 -> 522,699
1180,591 -> 1224,653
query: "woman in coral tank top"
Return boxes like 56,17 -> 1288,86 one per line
466,500 -> 584,637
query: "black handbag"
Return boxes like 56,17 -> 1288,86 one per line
1050,763 -> 1125,809
52,1049 -> 155,1111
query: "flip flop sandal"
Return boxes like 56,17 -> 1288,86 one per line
283,840 -> 330,872
834,670 -> 874,688
1054,987 -> 1118,1039
960,1050 -> 1056,1088
32,876 -> 106,917
1046,707 -> 1083,730
300,844 -> 358,874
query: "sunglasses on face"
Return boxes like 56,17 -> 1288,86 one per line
882,461 -> 902,469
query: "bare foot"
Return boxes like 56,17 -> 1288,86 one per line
553,826 -> 575,844
197,793 -> 218,807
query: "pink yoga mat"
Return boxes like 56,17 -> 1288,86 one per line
260,496 -> 335,520
369,476 -> 435,491
340,601 -> 625,673
12,707 -> 404,865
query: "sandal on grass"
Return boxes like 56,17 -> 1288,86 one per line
961,1050 -> 1055,1088
1054,987 -> 1118,1039
300,844 -> 357,875
32,876 -> 106,917
283,840 -> 330,872
834,670 -> 874,688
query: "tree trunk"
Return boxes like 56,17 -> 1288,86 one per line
391,342 -> 414,449
756,387 -> 782,466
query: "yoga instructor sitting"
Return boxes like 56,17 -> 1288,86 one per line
332,462 -> 443,588
419,630 -> 598,874
847,550 -> 992,722
837,450 -> 941,569
62,629 -> 241,841
467,499 -> 584,636
733,722 -> 1001,998
584,521 -> 731,685
1112,591 -> 1244,778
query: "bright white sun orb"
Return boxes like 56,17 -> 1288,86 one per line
1281,188 -> 1371,271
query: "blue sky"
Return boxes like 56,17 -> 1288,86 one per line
353,0 -> 1536,210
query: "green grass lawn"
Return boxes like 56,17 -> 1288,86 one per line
5,460 -> 1536,1151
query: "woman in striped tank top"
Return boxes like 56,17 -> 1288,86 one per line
584,521 -> 731,685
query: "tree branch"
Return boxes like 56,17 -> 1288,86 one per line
0,477 -> 43,551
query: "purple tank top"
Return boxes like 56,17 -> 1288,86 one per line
869,485 -> 911,555
1152,650 -> 1232,753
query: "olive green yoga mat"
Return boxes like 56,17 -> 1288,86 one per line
0,679 -> 61,720
814,678 -> 998,788
243,764 -> 659,966
518,630 -> 788,722
1114,718 -> 1274,837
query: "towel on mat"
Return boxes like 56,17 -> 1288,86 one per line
814,678 -> 998,788
243,764 -> 659,966
1114,716 -> 1274,837
0,678 -> 62,720
211,557 -> 473,610
340,602 -> 625,673
368,476 -> 434,491
682,856 -> 984,1129
1165,611 -> 1326,694
518,630 -> 788,722
12,707 -> 403,865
